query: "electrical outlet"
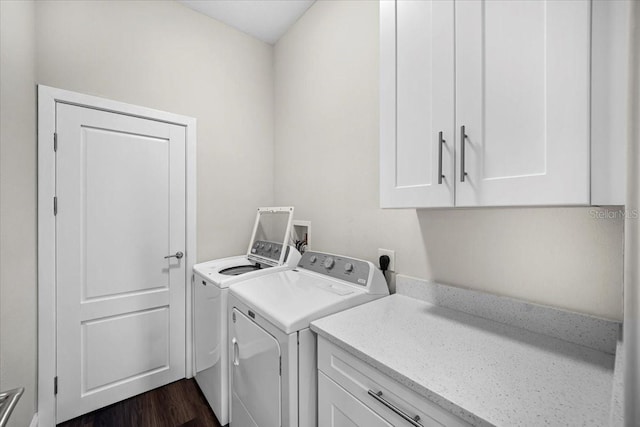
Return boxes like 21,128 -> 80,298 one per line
377,248 -> 396,272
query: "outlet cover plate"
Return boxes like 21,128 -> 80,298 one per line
377,248 -> 395,272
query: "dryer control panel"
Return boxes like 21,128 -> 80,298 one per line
298,251 -> 371,287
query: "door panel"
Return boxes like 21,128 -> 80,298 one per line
230,309 -> 281,427
56,103 -> 186,422
483,0 -> 546,179
396,0 -> 436,187
380,0 -> 455,208
455,0 -> 590,206
82,127 -> 169,298
82,307 -> 169,392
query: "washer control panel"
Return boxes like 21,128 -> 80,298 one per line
298,251 -> 370,287
250,240 -> 285,262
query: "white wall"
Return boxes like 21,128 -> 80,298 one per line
0,2 -> 37,426
0,1 -> 275,425
274,0 -> 624,320
0,1 -> 36,426
35,0 -> 275,261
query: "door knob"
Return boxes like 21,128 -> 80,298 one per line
164,251 -> 184,259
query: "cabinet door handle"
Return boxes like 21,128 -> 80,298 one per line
367,389 -> 423,426
438,131 -> 445,184
460,125 -> 468,182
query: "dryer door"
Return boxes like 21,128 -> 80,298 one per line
230,308 -> 281,427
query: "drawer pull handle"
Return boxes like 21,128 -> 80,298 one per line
438,131 -> 446,184
460,125 -> 468,183
368,389 -> 423,426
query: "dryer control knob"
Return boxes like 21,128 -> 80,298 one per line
274,247 -> 280,254
344,262 -> 353,272
266,244 -> 272,251
309,255 -> 317,263
324,257 -> 335,269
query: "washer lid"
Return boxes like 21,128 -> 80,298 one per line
230,270 -> 380,334
246,207 -> 295,266
194,256 -> 297,289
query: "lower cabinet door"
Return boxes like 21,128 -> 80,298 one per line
318,371 -> 393,427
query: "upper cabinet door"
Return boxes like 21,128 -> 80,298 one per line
455,0 -> 591,207
380,0 -> 455,208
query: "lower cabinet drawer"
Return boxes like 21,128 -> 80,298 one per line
317,337 -> 470,427
319,371 -> 394,427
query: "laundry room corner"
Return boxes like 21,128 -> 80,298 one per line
34,0 -> 277,263
272,0 -> 624,322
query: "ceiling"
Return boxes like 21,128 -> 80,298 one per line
179,0 -> 316,44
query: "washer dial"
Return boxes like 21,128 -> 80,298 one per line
324,257 -> 335,269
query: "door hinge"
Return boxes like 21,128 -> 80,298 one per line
53,196 -> 57,216
54,376 -> 58,395
54,133 -> 58,152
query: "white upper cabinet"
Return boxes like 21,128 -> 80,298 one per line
455,0 -> 590,206
380,0 -> 455,208
380,0 -> 628,208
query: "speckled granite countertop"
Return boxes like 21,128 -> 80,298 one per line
310,294 -> 616,427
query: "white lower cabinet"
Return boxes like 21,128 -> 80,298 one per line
317,337 -> 470,427
319,373 -> 393,427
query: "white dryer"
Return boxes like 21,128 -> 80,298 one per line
228,251 -> 389,427
193,207 -> 301,425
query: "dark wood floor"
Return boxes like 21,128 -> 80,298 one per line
58,379 -> 222,427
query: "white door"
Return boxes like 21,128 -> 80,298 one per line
455,0 -> 591,206
380,0 -> 455,208
230,309 -> 281,427
55,103 -> 186,422
318,372 -> 393,427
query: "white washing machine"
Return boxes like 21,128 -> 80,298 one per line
228,251 -> 389,427
193,207 -> 301,425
